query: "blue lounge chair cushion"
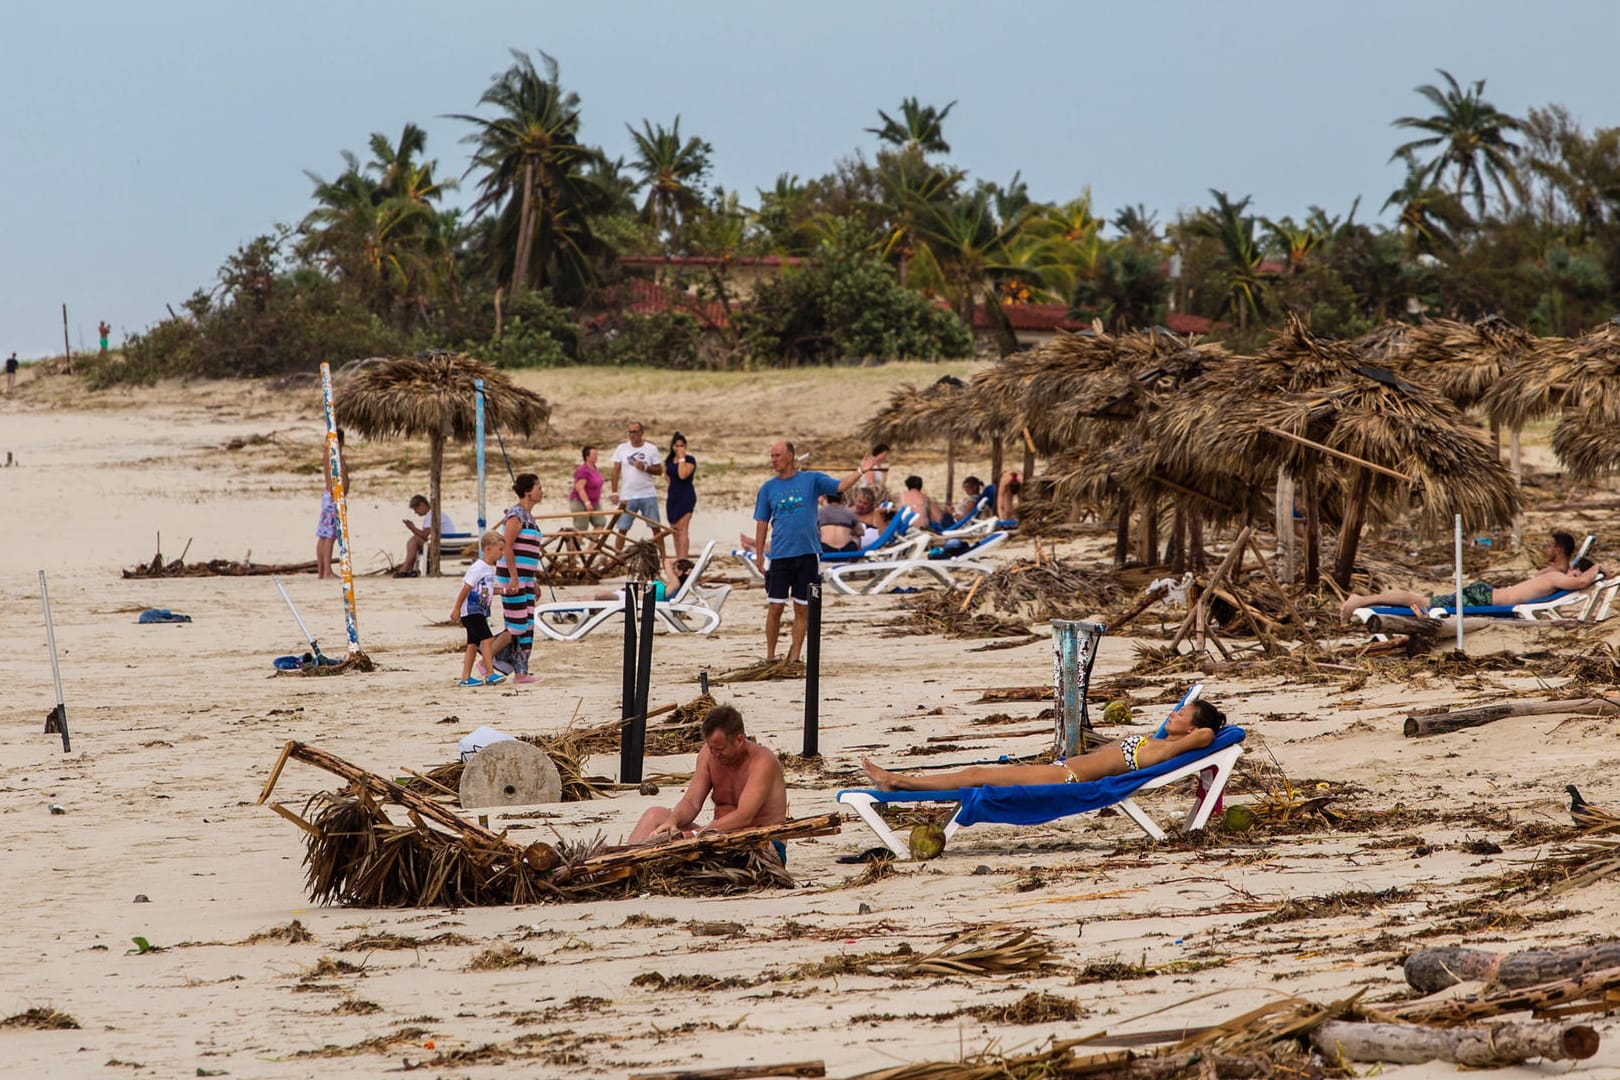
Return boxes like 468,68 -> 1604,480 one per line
820,509 -> 910,562
1369,587 -> 1576,619
837,727 -> 1245,827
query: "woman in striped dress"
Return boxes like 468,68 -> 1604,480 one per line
496,473 -> 544,683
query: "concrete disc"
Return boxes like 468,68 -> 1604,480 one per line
459,739 -> 562,808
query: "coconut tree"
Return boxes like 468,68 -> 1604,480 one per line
333,353 -> 550,576
1188,190 -> 1270,330
451,50 -> 602,299
867,97 -> 957,156
626,116 -> 713,244
1390,69 -> 1524,216
1384,153 -> 1474,257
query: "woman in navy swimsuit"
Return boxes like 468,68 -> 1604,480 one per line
665,432 -> 698,564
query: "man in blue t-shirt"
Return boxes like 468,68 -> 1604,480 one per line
753,440 -> 874,664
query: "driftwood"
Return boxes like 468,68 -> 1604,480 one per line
1167,527 -> 1254,654
123,557 -> 323,579
1372,964 -> 1620,1026
850,1048 -> 1281,1079
551,813 -> 841,885
1405,941 -> 1620,993
1403,697 -> 1620,737
629,1064 -> 824,1080
1311,1019 -> 1597,1066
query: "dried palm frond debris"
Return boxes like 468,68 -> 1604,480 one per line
259,738 -> 837,907
1549,796 -> 1620,894
124,555 -> 324,578
885,553 -> 1125,638
2,1008 -> 80,1030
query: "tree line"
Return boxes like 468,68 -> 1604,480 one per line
97,55 -> 1620,386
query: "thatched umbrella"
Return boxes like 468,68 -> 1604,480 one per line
334,353 -> 550,575
859,375 -> 976,500
1542,319 -> 1620,482
1156,316 -> 1518,588
1400,315 -> 1534,412
1351,321 -> 1413,365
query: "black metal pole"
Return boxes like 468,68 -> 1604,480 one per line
619,585 -> 639,781
626,582 -> 656,783
803,575 -> 822,757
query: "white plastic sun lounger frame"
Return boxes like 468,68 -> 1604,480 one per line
823,531 -> 1009,596
836,741 -> 1244,860
731,508 -> 928,581
533,541 -> 731,642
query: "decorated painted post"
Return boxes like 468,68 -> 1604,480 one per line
1051,619 -> 1106,758
474,378 -> 487,532
1454,514 -> 1464,653
320,362 -> 362,655
803,576 -> 823,757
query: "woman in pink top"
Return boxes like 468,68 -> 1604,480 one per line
570,446 -> 606,530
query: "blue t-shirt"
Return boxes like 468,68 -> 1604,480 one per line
753,470 -> 841,559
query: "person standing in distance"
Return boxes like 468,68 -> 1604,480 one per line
4,352 -> 18,395
753,440 -> 872,665
610,421 -> 664,555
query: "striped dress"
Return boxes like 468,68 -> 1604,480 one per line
496,503 -> 543,667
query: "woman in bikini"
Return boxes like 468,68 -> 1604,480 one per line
859,699 -> 1227,792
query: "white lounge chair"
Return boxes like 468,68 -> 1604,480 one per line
823,530 -> 1009,595
837,727 -> 1246,860
732,507 -> 926,581
533,541 -> 731,642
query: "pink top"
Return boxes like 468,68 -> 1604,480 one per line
573,462 -> 603,508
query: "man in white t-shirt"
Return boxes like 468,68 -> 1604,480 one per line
397,494 -> 458,577
610,420 -> 665,554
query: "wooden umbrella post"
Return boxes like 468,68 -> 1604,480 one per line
319,363 -> 361,655
1453,514 -> 1464,653
474,377 -> 487,533
428,422 -> 445,577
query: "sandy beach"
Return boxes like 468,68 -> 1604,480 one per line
2,363 -> 1618,1079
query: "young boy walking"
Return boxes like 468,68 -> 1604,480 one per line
451,531 -> 506,687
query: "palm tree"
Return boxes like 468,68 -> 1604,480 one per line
1390,69 -> 1524,216
867,97 -> 957,156
1260,215 -> 1322,274
1112,204 -> 1160,245
450,50 -> 602,298
1188,190 -> 1270,329
1383,153 -> 1473,257
626,116 -> 713,243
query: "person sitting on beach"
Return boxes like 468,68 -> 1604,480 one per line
860,443 -> 891,491
818,491 -> 862,552
853,488 -> 888,544
954,475 -> 987,522
628,705 -> 789,848
860,699 -> 1227,792
996,470 -> 1022,522
397,494 -> 457,577
590,559 -> 694,603
1337,531 -> 1599,619
900,475 -> 945,528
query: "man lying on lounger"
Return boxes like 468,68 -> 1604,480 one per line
860,699 -> 1227,792
1336,531 -> 1600,619
629,704 -> 788,842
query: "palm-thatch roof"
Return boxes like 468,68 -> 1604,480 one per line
1483,319 -> 1617,432
1153,316 -> 1518,584
1400,315 -> 1536,410
1542,319 -> 1620,481
1351,321 -> 1413,364
333,353 -> 550,574
859,376 -> 973,448
333,352 -> 550,442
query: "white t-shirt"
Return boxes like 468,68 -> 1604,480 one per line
460,558 -> 496,618
613,441 -> 662,500
422,510 -> 457,534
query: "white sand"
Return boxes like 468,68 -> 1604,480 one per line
1,367 -> 1617,1078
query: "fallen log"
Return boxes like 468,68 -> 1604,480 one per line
629,1061 -> 824,1079
1363,612 -> 1443,637
1404,697 -> 1620,738
555,813 -> 840,884
1373,963 -> 1620,1026
1405,941 -> 1620,993
1311,1019 -> 1596,1066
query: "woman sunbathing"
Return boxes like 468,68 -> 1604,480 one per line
860,699 -> 1227,792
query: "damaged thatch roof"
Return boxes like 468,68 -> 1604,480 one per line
333,352 -> 550,443
1401,315 -> 1537,409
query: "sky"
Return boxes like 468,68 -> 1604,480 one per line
4,0 -> 1617,358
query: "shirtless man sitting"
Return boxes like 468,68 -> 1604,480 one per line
1338,530 -> 1599,619
818,491 -> 862,552
900,475 -> 944,528
628,705 -> 788,846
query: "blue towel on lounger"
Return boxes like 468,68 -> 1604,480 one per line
840,727 -> 1245,827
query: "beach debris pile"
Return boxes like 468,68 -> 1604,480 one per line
886,548 -> 1126,639
259,739 -> 835,907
